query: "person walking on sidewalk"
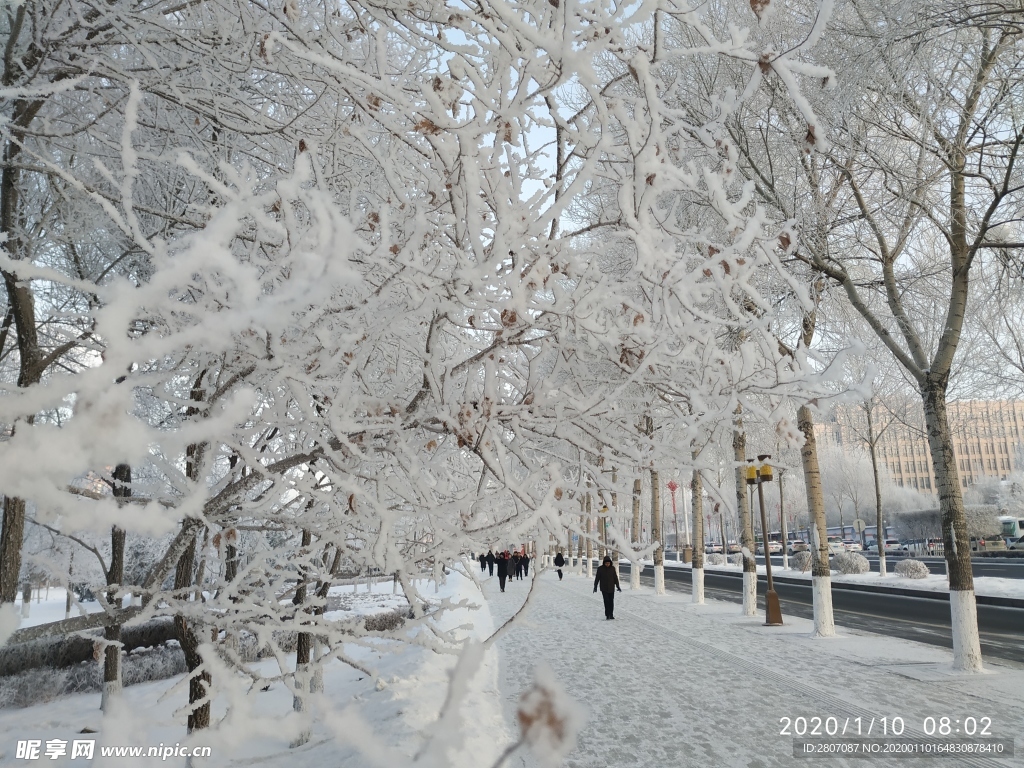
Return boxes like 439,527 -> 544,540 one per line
554,551 -> 565,580
522,551 -> 530,578
593,556 -> 621,619
486,550 -> 495,576
479,552 -> 487,572
496,551 -> 508,592
512,551 -> 522,580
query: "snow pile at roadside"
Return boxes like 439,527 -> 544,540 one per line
632,558 -> 1024,599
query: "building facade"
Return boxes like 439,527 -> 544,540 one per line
816,398 -> 1024,492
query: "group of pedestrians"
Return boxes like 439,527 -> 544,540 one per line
477,547 -> 622,620
477,548 -> 531,592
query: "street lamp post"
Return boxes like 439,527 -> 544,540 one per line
746,455 -> 783,626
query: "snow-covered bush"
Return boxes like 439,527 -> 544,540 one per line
834,552 -> 870,574
895,559 -> 930,579
705,554 -> 726,566
791,551 -> 813,572
0,645 -> 185,709
728,553 -> 744,566
364,609 -> 407,633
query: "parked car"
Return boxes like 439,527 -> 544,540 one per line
726,541 -> 741,555
787,539 -> 809,555
826,536 -> 846,556
756,541 -> 783,555
842,540 -> 862,552
884,538 -> 905,554
705,543 -> 723,554
1009,535 -> 1024,551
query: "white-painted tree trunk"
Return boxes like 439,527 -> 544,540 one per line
878,553 -> 887,578
799,402 -> 836,635
742,571 -> 757,616
101,678 -> 121,712
691,567 -> 704,603
291,660 -> 311,747
950,590 -> 983,672
311,639 -> 324,694
630,561 -> 641,590
811,576 -> 836,637
654,564 -> 665,595
586,555 -> 593,579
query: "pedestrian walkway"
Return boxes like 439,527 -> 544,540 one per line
487,568 -> 1022,768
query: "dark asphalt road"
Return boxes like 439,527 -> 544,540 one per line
742,554 -> 1024,579
619,562 -> 1024,667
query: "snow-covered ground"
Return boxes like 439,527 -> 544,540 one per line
491,568 -> 1023,768
3,565 -> 1022,768
0,571 -> 512,767
633,558 -> 1024,600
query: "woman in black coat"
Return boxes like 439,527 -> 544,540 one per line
553,551 -> 565,580
485,550 -> 495,576
521,552 -> 530,577
496,552 -> 509,592
479,553 -> 487,572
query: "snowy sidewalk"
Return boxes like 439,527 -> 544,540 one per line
488,569 -> 1022,768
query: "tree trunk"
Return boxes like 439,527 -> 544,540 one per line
865,404 -> 887,577
651,468 -> 664,594
101,530 -> 124,712
102,464 -> 130,711
576,512 -> 584,573
798,404 -> 835,637
173,528 -> 210,732
733,421 -> 756,616
922,382 -> 982,671
611,468 -> 620,580
0,117 -> 44,606
0,497 -> 28,605
630,477 -> 642,590
691,467 -> 704,604
585,494 -> 593,579
292,529 -> 313,747
779,471 -> 789,570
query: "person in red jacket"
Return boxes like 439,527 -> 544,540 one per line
593,556 -> 621,619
